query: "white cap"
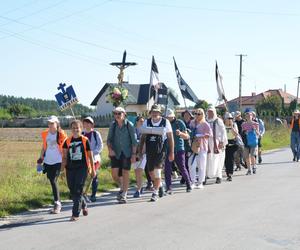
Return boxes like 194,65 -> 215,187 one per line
47,115 -> 59,123
224,112 -> 233,119
166,108 -> 175,118
83,116 -> 94,124
114,106 -> 126,113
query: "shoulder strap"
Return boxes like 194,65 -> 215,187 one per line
147,118 -> 152,127
159,118 -> 166,127
93,131 -> 98,147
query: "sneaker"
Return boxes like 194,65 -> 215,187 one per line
293,156 -> 296,162
215,177 -> 222,184
70,216 -> 79,222
50,202 -> 61,214
82,208 -> 88,216
203,177 -> 208,185
186,186 -> 192,192
90,196 -> 96,202
258,156 -> 262,164
253,168 -> 257,174
145,183 -> 153,191
158,186 -> 164,198
226,176 -> 232,182
118,195 -> 127,204
165,189 -> 173,195
150,193 -> 158,202
133,190 -> 141,198
196,183 -> 204,189
180,177 -> 186,185
246,169 -> 252,175
116,190 -> 123,201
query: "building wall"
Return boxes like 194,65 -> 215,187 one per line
95,88 -> 115,116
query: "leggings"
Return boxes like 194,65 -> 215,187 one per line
45,163 -> 61,202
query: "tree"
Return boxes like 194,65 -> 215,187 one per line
255,95 -> 282,117
289,99 -> 298,114
194,100 -> 209,111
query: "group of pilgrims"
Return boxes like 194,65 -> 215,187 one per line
37,104 -> 265,221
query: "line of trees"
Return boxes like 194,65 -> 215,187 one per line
0,95 -> 93,119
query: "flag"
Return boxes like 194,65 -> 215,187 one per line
215,61 -> 227,102
150,56 -> 160,91
173,57 -> 199,103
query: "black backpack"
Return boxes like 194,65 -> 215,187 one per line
145,118 -> 167,156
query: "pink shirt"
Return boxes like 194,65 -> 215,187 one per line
190,120 -> 212,152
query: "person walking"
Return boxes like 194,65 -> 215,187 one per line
37,115 -> 67,214
133,116 -> 146,198
206,107 -> 227,184
290,110 -> 300,162
165,109 -> 192,193
139,104 -> 174,202
224,113 -> 239,181
234,111 -> 246,170
82,117 -> 103,202
189,108 -> 212,189
252,112 -> 265,164
62,120 -> 96,221
107,107 -> 137,203
241,111 -> 260,175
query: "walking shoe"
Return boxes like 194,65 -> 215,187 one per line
246,169 -> 252,175
203,177 -> 208,185
293,156 -> 296,162
226,176 -> 232,182
150,193 -> 158,202
235,166 -> 241,171
158,186 -> 164,198
297,157 -> 299,162
118,195 -> 127,204
116,190 -> 123,201
82,208 -> 88,216
50,202 -> 61,214
258,156 -> 262,164
70,216 -> 79,222
133,190 -> 141,198
215,177 -> 222,184
90,196 -> 96,202
186,186 -> 192,193
252,168 -> 257,174
145,182 -> 154,191
190,183 -> 195,190
165,189 -> 173,195
196,183 -> 204,189
180,177 -> 186,185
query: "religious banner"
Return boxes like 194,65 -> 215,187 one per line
55,83 -> 79,111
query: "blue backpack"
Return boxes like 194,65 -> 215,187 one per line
246,129 -> 258,147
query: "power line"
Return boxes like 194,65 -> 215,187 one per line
0,0 -> 41,16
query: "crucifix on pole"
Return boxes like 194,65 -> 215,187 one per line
110,50 -> 137,85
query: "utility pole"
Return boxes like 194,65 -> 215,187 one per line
236,54 -> 247,111
296,77 -> 300,108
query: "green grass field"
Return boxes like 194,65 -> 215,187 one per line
0,126 -> 291,217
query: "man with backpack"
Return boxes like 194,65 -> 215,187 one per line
82,117 -> 103,202
139,104 -> 174,202
252,112 -> 265,164
241,111 -> 260,175
107,107 -> 137,204
165,109 -> 192,193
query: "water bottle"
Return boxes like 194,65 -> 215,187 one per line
36,163 -> 43,174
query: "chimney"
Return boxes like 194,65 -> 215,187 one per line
251,92 -> 256,96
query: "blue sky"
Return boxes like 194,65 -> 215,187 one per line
0,0 -> 300,109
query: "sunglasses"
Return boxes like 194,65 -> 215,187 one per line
114,112 -> 122,116
194,113 -> 203,116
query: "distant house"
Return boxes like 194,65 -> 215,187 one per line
217,89 -> 298,112
91,82 -> 180,116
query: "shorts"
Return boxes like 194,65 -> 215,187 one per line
110,154 -> 131,171
146,151 -> 165,172
133,154 -> 147,170
244,146 -> 257,157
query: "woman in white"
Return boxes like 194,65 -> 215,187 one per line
189,109 -> 212,189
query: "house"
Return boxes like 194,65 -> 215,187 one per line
91,82 -> 180,116
217,89 -> 298,112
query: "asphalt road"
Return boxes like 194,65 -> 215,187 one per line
1,148 -> 300,250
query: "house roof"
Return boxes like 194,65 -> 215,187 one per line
91,82 -> 180,106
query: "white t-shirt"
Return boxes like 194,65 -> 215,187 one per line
142,118 -> 172,141
44,132 -> 62,165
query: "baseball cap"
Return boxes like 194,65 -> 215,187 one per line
114,107 -> 126,113
83,116 -> 94,124
166,108 -> 175,118
47,115 -> 59,123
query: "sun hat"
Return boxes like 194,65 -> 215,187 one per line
83,116 -> 94,124
224,112 -> 233,120
47,115 -> 59,123
166,108 -> 175,118
150,104 -> 162,113
114,107 -> 126,113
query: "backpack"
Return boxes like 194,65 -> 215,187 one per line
246,129 -> 258,147
82,130 -> 99,147
145,118 -> 166,156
